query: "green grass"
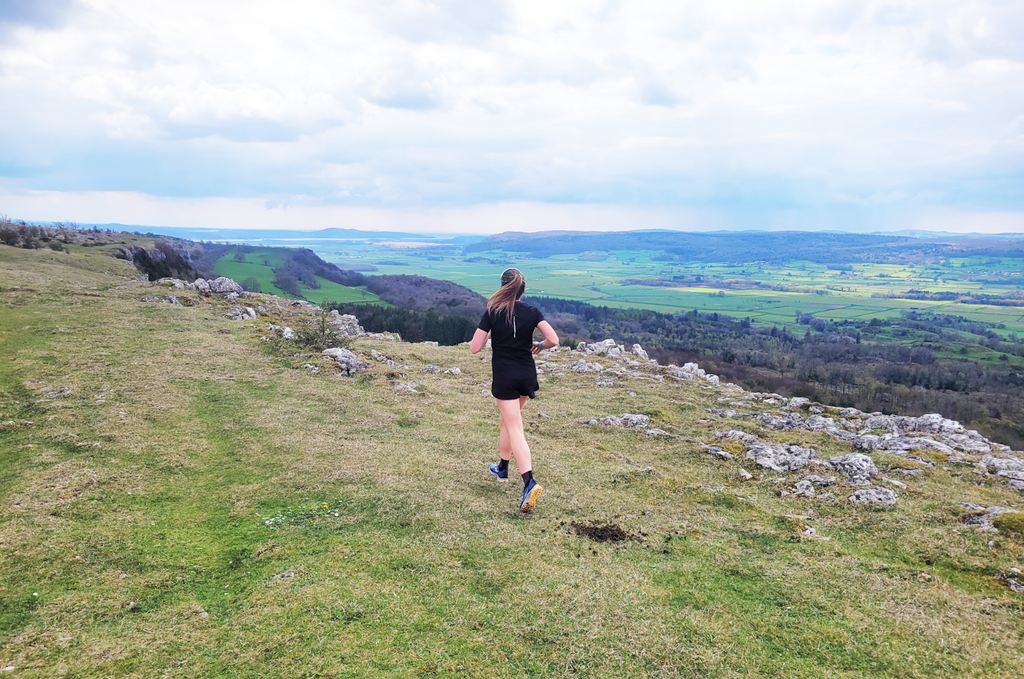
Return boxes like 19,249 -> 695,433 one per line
2,245 -> 1024,677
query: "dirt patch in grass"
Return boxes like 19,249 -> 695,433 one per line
570,521 -> 641,543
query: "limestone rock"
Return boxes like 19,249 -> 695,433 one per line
227,306 -> 257,321
963,506 -> 1017,530
645,428 -> 668,438
745,443 -> 821,473
393,381 -> 420,393
322,348 -> 368,375
979,454 -> 1024,475
793,480 -> 816,497
828,453 -> 878,485
328,311 -> 365,337
568,359 -> 604,374
700,443 -> 735,461
631,344 -> 649,361
849,486 -> 897,505
621,414 -> 650,429
444,367 -> 461,375
714,429 -> 761,447
587,413 -> 650,429
802,475 -> 837,487
209,276 -> 243,294
595,377 -> 614,388
420,365 -> 441,373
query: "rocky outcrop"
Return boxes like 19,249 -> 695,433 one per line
227,306 -> 257,321
576,339 -> 650,360
668,362 -> 720,385
745,443 -> 822,473
322,348 -> 368,375
587,414 -> 651,429
828,453 -> 877,485
849,486 -> 897,506
962,504 -> 1017,530
329,311 -> 365,337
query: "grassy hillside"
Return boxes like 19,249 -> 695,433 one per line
213,252 -> 380,304
2,246 -> 1024,677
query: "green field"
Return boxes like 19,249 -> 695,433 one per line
287,242 -> 1024,334
213,251 -> 380,305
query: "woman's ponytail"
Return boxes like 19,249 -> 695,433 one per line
487,268 -> 526,322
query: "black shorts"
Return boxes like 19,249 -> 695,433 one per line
491,375 -> 539,401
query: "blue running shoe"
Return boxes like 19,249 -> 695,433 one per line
520,479 -> 543,513
489,463 -> 509,483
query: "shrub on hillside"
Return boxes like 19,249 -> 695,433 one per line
241,277 -> 261,293
273,271 -> 302,297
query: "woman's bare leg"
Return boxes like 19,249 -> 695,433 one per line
497,397 -> 531,473
498,396 -> 528,462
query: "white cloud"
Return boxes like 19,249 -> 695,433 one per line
0,0 -> 1021,231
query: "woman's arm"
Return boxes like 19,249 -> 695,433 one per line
532,321 -> 559,354
470,328 -> 490,354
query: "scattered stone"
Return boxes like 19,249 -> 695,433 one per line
802,475 -> 837,487
420,365 -> 441,373
707,408 -> 737,418
889,468 -> 926,477
567,359 -> 604,373
882,477 -> 907,489
849,486 -> 897,505
809,405 -> 824,414
595,377 -> 615,388
793,480 -> 816,497
300,363 -> 319,373
979,454 -> 1024,474
271,570 -> 294,581
444,367 -> 461,375
737,468 -> 753,480
1005,578 -> 1024,593
801,525 -> 829,540
187,278 -> 211,293
645,428 -> 668,438
667,362 -> 720,385
828,453 -> 878,485
369,350 -> 407,368
700,443 -> 734,461
715,429 -> 760,446
321,348 -> 368,375
226,306 -> 257,321
964,506 -> 1017,530
631,344 -> 649,361
393,381 -> 420,393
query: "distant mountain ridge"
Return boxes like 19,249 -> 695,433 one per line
468,229 -> 1024,263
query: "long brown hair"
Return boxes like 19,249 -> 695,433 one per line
487,268 -> 526,321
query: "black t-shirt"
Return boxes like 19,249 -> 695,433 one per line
478,301 -> 545,378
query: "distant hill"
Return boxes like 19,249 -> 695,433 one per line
467,230 -> 1024,263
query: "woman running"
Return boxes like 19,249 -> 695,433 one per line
470,268 -> 559,512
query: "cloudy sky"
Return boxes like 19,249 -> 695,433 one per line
1,0 -> 1022,233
